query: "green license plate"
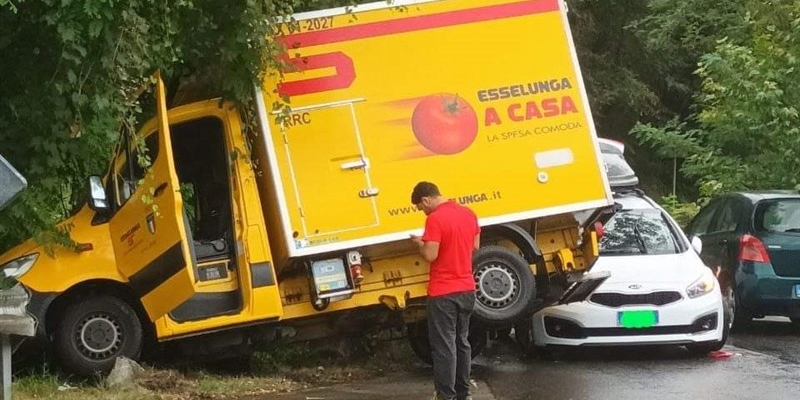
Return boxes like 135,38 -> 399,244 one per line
618,310 -> 658,328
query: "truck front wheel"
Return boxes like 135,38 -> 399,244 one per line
472,245 -> 536,325
54,295 -> 143,376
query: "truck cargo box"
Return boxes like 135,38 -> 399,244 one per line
256,0 -> 613,258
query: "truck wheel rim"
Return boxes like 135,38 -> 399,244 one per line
475,262 -> 518,308
77,314 -> 122,359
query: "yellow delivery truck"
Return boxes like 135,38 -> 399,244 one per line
0,0 -> 613,375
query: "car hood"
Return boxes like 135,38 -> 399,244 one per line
590,251 -> 707,287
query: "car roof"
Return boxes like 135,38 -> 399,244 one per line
598,138 -> 640,189
613,191 -> 657,210
726,191 -> 800,202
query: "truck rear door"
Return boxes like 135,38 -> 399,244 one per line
279,101 -> 379,241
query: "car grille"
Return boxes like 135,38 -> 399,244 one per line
590,291 -> 682,308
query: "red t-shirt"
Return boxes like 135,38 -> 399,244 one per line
421,201 -> 480,297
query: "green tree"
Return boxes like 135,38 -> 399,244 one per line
622,0 -> 748,199
630,0 -> 748,117
634,0 -> 800,196
0,0 -> 373,252
566,0 -> 704,197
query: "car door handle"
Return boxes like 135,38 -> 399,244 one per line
718,239 -> 728,246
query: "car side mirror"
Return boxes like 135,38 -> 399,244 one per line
690,236 -> 703,254
87,175 -> 109,212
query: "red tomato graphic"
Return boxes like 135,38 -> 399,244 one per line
411,94 -> 479,155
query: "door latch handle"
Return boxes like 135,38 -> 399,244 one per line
359,188 -> 379,198
340,158 -> 369,170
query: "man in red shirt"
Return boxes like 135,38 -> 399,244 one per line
410,181 -> 480,400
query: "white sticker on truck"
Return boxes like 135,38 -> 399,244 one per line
535,148 -> 575,169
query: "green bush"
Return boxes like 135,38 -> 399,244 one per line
658,194 -> 700,229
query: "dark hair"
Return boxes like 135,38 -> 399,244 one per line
411,181 -> 440,204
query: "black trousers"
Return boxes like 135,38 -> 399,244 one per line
427,290 -> 476,400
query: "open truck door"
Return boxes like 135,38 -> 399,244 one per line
106,73 -> 199,322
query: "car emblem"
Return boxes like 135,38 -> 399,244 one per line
628,284 -> 642,290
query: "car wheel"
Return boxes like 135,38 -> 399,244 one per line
472,246 -> 536,326
687,294 -> 731,355
725,283 -> 752,331
54,295 -> 143,376
686,340 -> 724,354
406,320 -> 488,365
512,318 -> 535,355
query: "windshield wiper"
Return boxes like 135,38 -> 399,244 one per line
633,221 -> 648,254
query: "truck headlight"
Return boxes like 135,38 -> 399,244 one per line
686,271 -> 716,299
0,254 -> 38,279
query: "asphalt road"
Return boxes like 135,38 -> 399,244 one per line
476,318 -> 800,400
727,316 -> 800,364
271,317 -> 800,400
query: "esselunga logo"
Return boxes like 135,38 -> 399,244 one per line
411,93 -> 478,155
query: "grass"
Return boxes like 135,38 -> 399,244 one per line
8,335 -> 418,400
13,370 -> 158,400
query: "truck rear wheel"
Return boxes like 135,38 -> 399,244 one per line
406,320 -> 488,365
472,245 -> 536,326
54,295 -> 143,376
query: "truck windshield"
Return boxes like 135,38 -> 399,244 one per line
599,209 -> 680,255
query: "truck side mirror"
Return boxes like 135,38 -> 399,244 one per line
690,236 -> 703,254
87,175 -> 109,212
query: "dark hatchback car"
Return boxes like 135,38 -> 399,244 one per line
685,191 -> 800,328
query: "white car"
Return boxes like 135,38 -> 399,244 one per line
532,191 -> 729,354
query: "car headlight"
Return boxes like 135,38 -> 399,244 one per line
686,270 -> 716,299
0,254 -> 38,279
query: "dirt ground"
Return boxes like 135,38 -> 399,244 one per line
13,335 -> 425,400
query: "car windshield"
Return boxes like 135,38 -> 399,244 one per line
755,199 -> 800,233
600,209 -> 681,255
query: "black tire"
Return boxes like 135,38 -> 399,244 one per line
687,318 -> 729,355
513,318 -> 535,355
472,245 -> 536,326
54,295 -> 143,376
687,293 -> 731,355
687,340 -> 725,354
406,320 -> 488,365
724,282 -> 752,331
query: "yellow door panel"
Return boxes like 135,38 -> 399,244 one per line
109,73 -> 199,322
282,102 -> 379,240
